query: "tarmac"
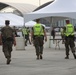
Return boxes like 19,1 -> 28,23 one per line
0,43 -> 76,75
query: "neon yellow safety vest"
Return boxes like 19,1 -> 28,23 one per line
65,24 -> 74,36
61,28 -> 64,35
22,28 -> 28,35
33,24 -> 44,36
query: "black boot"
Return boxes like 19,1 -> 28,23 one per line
73,54 -> 76,59
36,55 -> 39,60
6,58 -> 11,65
40,54 -> 43,59
65,55 -> 69,59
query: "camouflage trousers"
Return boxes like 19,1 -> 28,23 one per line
2,41 -> 13,59
33,36 -> 44,56
65,37 -> 75,56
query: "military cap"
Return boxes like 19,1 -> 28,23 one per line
5,20 -> 10,25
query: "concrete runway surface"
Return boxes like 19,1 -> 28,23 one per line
0,43 -> 76,75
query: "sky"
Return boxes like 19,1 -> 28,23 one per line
0,0 -> 53,6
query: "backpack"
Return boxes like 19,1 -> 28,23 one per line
2,26 -> 14,41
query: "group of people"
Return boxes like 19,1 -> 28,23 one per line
0,19 -> 47,64
22,19 -> 47,59
0,19 -> 76,65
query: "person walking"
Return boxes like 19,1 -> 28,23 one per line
1,20 -> 15,64
22,27 -> 31,46
51,27 -> 55,43
60,27 -> 65,44
64,20 -> 76,59
26,27 -> 31,45
13,26 -> 18,37
31,19 -> 47,60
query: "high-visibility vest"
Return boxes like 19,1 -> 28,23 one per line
65,24 -> 74,36
22,28 -> 28,35
33,23 -> 44,36
61,28 -> 64,35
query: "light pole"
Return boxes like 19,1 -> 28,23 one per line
39,0 -> 41,6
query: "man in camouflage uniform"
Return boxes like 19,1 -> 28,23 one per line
1,20 -> 14,64
31,19 -> 47,60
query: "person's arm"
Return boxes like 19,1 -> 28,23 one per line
73,25 -> 75,32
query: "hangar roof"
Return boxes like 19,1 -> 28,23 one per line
0,2 -> 37,16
